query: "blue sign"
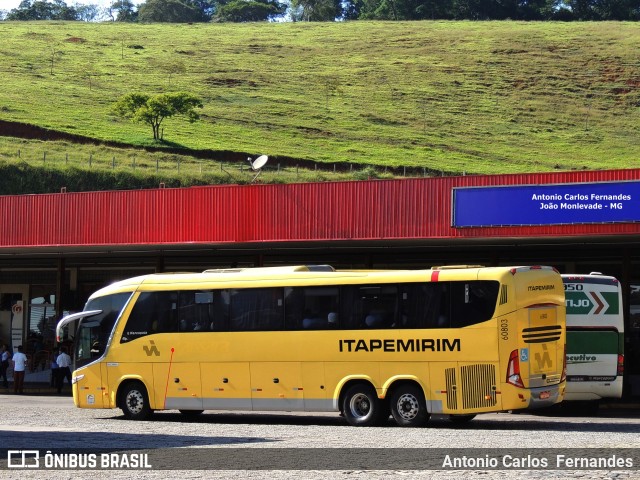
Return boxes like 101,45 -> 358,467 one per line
452,181 -> 640,227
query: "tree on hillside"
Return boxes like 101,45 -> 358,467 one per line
290,0 -> 343,20
108,0 -> 138,21
75,3 -> 101,21
113,92 -> 203,141
137,0 -> 204,22
184,0 -> 217,19
216,0 -> 286,21
6,0 -> 78,20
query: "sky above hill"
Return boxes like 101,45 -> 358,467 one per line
0,0 -> 142,11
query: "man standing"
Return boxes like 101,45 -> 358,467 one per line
11,345 -> 27,394
56,348 -> 72,394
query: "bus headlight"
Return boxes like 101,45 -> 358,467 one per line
72,374 -> 85,385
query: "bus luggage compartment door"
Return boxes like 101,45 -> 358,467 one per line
201,362 -> 252,410
152,362 -> 203,411
250,362 -> 304,411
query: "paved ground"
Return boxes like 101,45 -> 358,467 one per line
1,389 -> 639,480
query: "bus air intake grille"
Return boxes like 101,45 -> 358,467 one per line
522,325 -> 562,343
460,364 -> 497,409
445,367 -> 457,410
499,285 -> 508,305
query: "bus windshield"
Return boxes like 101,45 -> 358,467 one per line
75,292 -> 131,369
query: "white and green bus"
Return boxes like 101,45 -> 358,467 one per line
562,273 -> 624,407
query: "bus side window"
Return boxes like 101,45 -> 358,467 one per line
358,285 -> 398,329
209,290 -> 229,331
178,290 -> 216,332
121,291 -> 178,341
339,285 -> 361,330
399,283 -> 447,329
284,287 -> 305,329
285,287 -> 339,330
449,281 -> 499,327
121,292 -> 155,342
229,288 -> 283,331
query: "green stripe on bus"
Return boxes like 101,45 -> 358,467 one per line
566,331 -> 619,354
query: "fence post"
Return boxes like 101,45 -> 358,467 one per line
156,158 -> 159,173
112,156 -> 115,169
43,152 -> 46,164
89,154 -> 92,167
17,149 -> 20,158
65,153 -> 68,164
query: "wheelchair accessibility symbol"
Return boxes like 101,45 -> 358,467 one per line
520,348 -> 529,362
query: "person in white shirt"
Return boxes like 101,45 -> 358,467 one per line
11,345 -> 28,394
55,348 -> 72,394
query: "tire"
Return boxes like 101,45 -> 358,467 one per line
179,409 -> 204,416
449,414 -> 476,424
390,385 -> 430,427
341,384 -> 382,427
120,382 -> 152,420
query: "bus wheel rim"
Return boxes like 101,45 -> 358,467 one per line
349,393 -> 371,418
396,393 -> 419,420
126,390 -> 144,414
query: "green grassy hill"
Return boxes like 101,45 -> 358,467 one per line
0,20 -> 638,192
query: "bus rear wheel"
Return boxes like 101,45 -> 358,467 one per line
120,382 -> 152,420
390,385 -> 429,427
342,384 -> 382,427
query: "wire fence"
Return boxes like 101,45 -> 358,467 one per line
4,146 -> 445,184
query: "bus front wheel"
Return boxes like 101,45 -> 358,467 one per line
390,385 -> 429,427
342,384 -> 382,427
120,382 -> 152,420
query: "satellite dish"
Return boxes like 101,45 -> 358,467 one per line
250,155 -> 269,171
247,155 -> 269,182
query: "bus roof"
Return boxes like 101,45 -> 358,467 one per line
87,264 -> 559,299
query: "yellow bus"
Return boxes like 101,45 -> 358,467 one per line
56,265 -> 566,427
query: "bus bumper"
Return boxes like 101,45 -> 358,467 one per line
526,383 -> 564,409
